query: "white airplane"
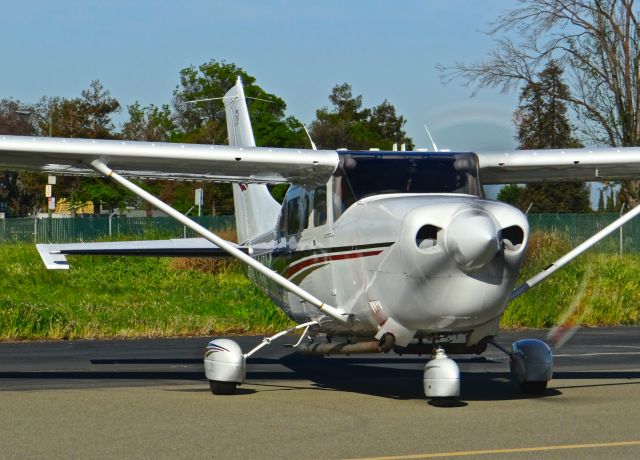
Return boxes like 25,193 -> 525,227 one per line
2,78 -> 640,400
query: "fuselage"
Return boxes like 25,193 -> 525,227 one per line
244,151 -> 529,347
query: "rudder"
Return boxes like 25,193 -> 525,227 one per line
224,78 -> 281,244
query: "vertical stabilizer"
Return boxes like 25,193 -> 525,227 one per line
224,78 -> 281,244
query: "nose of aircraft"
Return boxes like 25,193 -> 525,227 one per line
443,208 -> 500,271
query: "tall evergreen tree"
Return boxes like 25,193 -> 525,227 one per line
441,1 -> 640,206
514,62 -> 590,213
606,190 -> 615,212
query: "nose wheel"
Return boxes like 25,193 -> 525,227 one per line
209,380 -> 238,395
423,346 -> 460,399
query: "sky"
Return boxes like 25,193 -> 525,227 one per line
0,0 -> 521,152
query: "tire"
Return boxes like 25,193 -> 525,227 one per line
209,380 -> 237,395
520,380 -> 547,395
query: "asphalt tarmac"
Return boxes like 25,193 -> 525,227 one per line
2,327 -> 640,459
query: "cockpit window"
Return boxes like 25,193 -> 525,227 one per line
335,152 -> 481,204
313,186 -> 327,227
279,184 -> 330,236
286,196 -> 302,234
332,174 -> 357,220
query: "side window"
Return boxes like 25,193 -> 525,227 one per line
278,207 -> 287,236
332,174 -> 356,220
313,186 -> 327,226
303,190 -> 313,230
286,197 -> 301,234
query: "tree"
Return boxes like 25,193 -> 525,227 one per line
597,189 -> 605,212
172,59 -> 306,147
39,80 -> 120,139
310,83 -> 413,150
0,99 -> 36,135
514,62 -> 591,213
606,188 -> 616,211
35,81 -> 125,213
119,103 -> 178,214
170,60 -> 308,213
121,103 -> 175,142
440,0 -> 640,205
0,99 -> 44,216
497,184 -> 523,207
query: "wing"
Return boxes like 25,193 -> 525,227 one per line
477,147 -> 640,184
36,238 -> 249,270
0,135 -> 338,185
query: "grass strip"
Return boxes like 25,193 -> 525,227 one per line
502,231 -> 640,328
1,231 -> 639,340
0,243 -> 292,340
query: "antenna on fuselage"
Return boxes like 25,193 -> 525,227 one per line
424,124 -> 439,152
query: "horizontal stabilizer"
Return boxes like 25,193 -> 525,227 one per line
36,238 -> 249,270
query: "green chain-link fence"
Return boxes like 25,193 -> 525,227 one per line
0,213 -> 638,253
527,213 -> 639,254
0,215 -> 236,244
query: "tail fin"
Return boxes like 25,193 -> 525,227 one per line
224,78 -> 281,244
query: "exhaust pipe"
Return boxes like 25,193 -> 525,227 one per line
298,333 -> 395,355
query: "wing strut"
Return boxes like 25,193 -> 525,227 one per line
510,203 -> 640,301
89,159 -> 349,325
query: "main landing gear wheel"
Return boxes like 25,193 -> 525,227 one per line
510,339 -> 553,395
204,339 -> 245,396
209,380 -> 237,395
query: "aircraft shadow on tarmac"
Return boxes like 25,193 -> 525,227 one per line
4,350 -> 640,402
0,357 -> 554,402
260,353 -> 560,402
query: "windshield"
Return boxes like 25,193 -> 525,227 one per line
335,151 -> 480,201
331,152 -> 481,219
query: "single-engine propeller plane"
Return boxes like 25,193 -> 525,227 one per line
2,78 -> 640,400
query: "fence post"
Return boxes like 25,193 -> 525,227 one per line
620,203 -> 627,256
108,209 -> 119,237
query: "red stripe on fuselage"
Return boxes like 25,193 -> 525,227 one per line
286,250 -> 383,278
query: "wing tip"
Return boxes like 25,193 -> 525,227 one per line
36,244 -> 70,270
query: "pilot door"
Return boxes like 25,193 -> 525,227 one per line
277,185 -> 333,319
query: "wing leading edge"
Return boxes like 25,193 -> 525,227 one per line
477,147 -> 640,184
36,238 -> 249,270
4,133 -> 640,186
0,135 -> 338,185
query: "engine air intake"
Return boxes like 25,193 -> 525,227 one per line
501,225 -> 525,248
416,224 -> 441,249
